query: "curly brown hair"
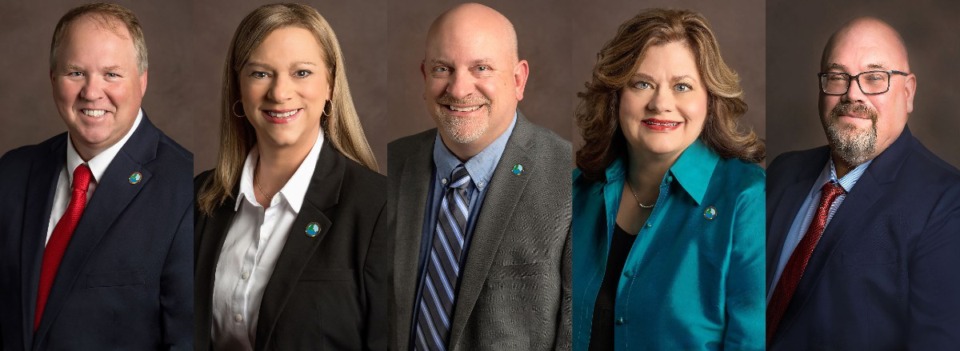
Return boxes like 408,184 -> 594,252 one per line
575,8 -> 765,182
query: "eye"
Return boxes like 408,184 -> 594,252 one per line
631,81 -> 652,90
294,70 -> 312,78
477,65 -> 490,72
827,73 -> 848,82
674,83 -> 692,92
864,73 -> 886,82
250,71 -> 269,79
66,71 -> 83,77
106,72 -> 121,79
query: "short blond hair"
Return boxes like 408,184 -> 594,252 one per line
50,3 -> 148,73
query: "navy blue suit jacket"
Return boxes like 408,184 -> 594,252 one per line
766,127 -> 960,350
0,114 -> 194,350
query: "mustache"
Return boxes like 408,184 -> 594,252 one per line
436,94 -> 490,107
830,102 -> 878,122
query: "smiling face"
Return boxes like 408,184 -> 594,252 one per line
51,15 -> 147,161
422,3 -> 528,159
619,41 -> 708,163
239,26 -> 330,151
819,18 -> 915,167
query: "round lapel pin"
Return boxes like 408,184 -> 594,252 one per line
128,172 -> 142,184
703,206 -> 717,220
511,164 -> 523,175
305,222 -> 321,237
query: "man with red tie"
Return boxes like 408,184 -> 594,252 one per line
766,17 -> 960,349
0,3 -> 193,349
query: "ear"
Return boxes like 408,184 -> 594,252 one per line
904,73 -> 916,114
420,61 -> 427,81
513,59 -> 529,101
139,70 -> 149,97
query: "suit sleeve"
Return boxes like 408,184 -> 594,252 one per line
364,202 -> 390,351
555,224 -> 573,350
723,180 -> 766,350
907,185 -> 960,348
160,201 -> 194,350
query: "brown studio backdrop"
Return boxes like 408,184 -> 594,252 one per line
571,0 -> 767,161
767,0 -> 960,168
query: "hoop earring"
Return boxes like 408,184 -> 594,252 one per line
232,100 -> 245,118
322,100 -> 332,117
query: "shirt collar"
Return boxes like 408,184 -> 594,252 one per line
432,112 -> 518,191
235,129 -> 325,212
66,109 -> 143,185
668,139 -> 719,205
816,157 -> 873,193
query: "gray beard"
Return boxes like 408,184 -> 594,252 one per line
826,120 -> 877,166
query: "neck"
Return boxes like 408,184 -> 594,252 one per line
831,154 -> 854,179
625,148 -> 677,202
256,139 -> 314,198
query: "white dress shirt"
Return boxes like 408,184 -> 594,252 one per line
211,131 -> 324,350
45,110 -> 143,245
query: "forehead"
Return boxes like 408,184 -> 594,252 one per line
825,25 -> 906,70
250,26 -> 324,60
425,22 -> 512,63
637,41 -> 699,74
58,15 -> 137,62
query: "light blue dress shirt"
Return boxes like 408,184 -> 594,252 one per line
768,158 -> 873,300
572,139 -> 766,350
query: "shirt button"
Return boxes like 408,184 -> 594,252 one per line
615,317 -> 625,325
234,313 -> 243,322
666,175 -> 674,183
241,271 -> 250,280
644,223 -> 652,228
441,178 -> 448,185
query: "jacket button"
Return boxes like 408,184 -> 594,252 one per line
615,317 -> 625,325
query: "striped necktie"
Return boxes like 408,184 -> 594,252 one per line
415,165 -> 471,350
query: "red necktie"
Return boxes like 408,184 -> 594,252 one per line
767,182 -> 846,343
34,164 -> 93,331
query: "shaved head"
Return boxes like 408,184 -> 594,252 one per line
822,17 -> 910,72
426,3 -> 519,62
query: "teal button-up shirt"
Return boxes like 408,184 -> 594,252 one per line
572,140 -> 765,350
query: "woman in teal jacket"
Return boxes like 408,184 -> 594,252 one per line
572,9 -> 766,350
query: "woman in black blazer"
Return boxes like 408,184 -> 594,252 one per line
194,4 -> 387,350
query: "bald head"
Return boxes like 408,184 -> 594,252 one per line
822,17 -> 910,72
426,3 -> 519,62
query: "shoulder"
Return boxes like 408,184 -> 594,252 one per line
0,134 -> 65,183
515,120 -> 571,159
388,129 -> 436,159
768,146 -> 829,174
332,147 -> 387,205
904,137 -> 960,183
152,130 -> 194,173
194,169 -> 214,192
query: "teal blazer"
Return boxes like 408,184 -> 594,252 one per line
572,140 -> 765,350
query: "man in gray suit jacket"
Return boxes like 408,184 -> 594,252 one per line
387,3 -> 571,350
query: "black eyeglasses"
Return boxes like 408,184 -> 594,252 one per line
818,70 -> 910,95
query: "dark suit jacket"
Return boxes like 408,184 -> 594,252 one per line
766,127 -> 960,350
0,114 -> 194,350
387,113 -> 572,351
194,140 -> 389,351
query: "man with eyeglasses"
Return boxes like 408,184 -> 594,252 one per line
766,17 -> 960,349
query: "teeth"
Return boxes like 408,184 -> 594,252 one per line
267,109 -> 298,118
82,109 -> 106,117
645,121 -> 680,127
448,105 -> 481,112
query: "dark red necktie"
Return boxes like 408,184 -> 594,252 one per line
767,182 -> 846,343
34,164 -> 93,331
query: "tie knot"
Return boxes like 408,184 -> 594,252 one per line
72,164 -> 93,192
449,165 -> 471,190
821,181 -> 845,199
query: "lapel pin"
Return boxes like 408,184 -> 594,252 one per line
305,222 -> 321,237
511,164 -> 523,175
128,172 -> 142,184
703,206 -> 717,220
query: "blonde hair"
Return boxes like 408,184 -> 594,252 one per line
576,8 -> 765,181
50,3 -> 148,73
198,3 -> 377,215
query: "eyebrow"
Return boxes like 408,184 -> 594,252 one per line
827,62 -> 889,71
427,58 -> 495,67
244,61 -> 318,70
632,72 -> 699,83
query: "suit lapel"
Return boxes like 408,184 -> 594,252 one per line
393,132 -> 433,349
448,115 -> 534,348
254,141 -> 342,350
766,149 -> 828,288
20,135 -> 66,349
32,116 -> 159,345
195,194 -> 239,350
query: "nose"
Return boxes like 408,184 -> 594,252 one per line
646,86 -> 675,113
79,76 -> 104,101
842,77 -> 867,103
445,70 -> 475,100
267,75 -> 292,102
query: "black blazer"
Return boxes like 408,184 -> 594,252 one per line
766,127 -> 960,349
0,114 -> 194,350
194,140 -> 389,351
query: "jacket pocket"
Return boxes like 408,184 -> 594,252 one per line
487,262 -> 551,281
84,270 -> 145,288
